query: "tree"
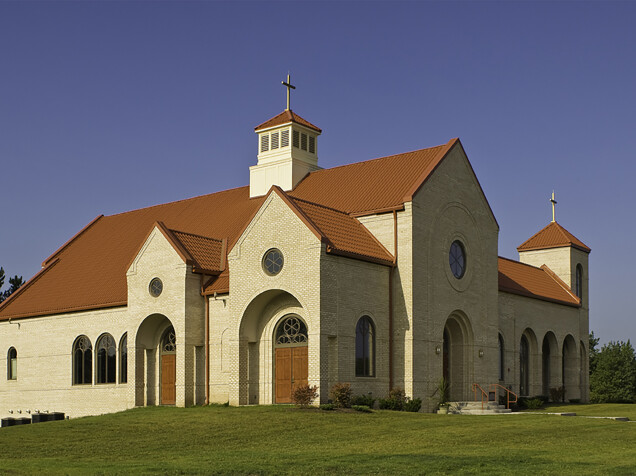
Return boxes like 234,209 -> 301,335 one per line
589,331 -> 600,374
590,340 -> 636,403
0,267 -> 24,303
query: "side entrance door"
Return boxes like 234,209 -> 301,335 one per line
275,346 -> 308,404
161,354 -> 176,405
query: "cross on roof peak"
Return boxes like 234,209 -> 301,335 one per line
282,74 -> 296,111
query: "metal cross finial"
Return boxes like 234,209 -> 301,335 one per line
282,74 -> 295,111
550,191 -> 557,222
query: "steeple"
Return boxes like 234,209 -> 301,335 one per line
249,75 -> 322,198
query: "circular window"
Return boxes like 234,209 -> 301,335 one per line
263,248 -> 284,276
149,278 -> 163,297
449,241 -> 466,279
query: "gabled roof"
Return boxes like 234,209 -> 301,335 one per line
254,110 -> 322,133
0,138 -> 467,320
290,138 -> 459,215
498,257 -> 580,307
277,188 -> 394,265
517,221 -> 590,253
204,269 -> 229,295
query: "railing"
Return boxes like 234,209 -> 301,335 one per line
472,383 -> 519,410
471,383 -> 489,410
490,383 -> 518,409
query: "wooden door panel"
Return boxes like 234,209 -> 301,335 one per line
275,348 -> 292,403
292,346 -> 308,391
161,354 -> 176,405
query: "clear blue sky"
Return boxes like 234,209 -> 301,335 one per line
1,1 -> 634,344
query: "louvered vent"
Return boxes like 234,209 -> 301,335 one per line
260,135 -> 269,152
271,132 -> 279,149
301,133 -> 307,151
281,129 -> 289,147
293,130 -> 300,148
308,136 -> 315,154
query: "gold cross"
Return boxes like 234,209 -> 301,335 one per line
282,74 -> 295,111
550,191 -> 557,222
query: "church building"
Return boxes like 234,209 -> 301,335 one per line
0,80 -> 590,416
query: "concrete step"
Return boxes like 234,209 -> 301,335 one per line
441,401 -> 514,415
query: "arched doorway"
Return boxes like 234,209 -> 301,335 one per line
562,335 -> 579,400
274,315 -> 308,404
134,314 -> 175,407
520,335 -> 530,396
542,332 -> 558,397
442,314 -> 473,401
160,326 -> 176,405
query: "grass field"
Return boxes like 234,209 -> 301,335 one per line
0,404 -> 634,475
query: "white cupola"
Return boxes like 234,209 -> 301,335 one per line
249,75 -> 322,198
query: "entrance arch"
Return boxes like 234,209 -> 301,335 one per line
274,315 -> 308,404
135,314 -> 176,407
442,313 -> 474,401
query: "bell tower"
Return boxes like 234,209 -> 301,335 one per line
249,75 -> 322,198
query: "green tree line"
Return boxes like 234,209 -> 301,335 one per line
589,331 -> 636,403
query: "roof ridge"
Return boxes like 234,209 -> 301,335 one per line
540,264 -> 581,305
288,195 -> 350,215
304,142 -> 449,175
107,185 -> 251,218
169,228 -> 224,243
498,255 -> 541,271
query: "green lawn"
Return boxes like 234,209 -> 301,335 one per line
0,404 -> 634,475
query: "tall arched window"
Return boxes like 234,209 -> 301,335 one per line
73,335 -> 92,385
498,334 -> 505,381
520,335 -> 529,396
119,333 -> 128,384
96,333 -> 116,384
355,316 -> 375,377
7,347 -> 17,380
575,264 -> 583,298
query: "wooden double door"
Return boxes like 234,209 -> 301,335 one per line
275,346 -> 308,404
161,354 -> 176,405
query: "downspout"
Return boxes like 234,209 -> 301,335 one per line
389,210 -> 398,391
201,274 -> 210,406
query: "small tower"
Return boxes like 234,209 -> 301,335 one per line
249,75 -> 322,198
517,193 -> 591,307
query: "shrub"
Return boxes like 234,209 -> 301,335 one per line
351,394 -> 375,407
403,398 -> 422,412
378,388 -> 407,411
319,403 -> 335,411
569,398 -> 581,404
549,386 -> 565,403
329,383 -> 353,408
292,384 -> 318,408
352,405 -> 372,413
525,398 -> 544,410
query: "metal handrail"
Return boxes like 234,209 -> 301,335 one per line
471,383 -> 489,410
490,383 -> 518,409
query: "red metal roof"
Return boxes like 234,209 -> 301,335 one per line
498,257 -> 580,307
517,221 -> 590,253
0,138 -> 475,320
254,110 -> 322,133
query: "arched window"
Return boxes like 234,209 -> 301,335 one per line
575,264 -> 583,298
355,316 -> 375,377
96,334 -> 116,384
520,335 -> 529,396
498,334 -> 505,381
119,333 -> 128,384
7,347 -> 17,380
73,335 -> 92,385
